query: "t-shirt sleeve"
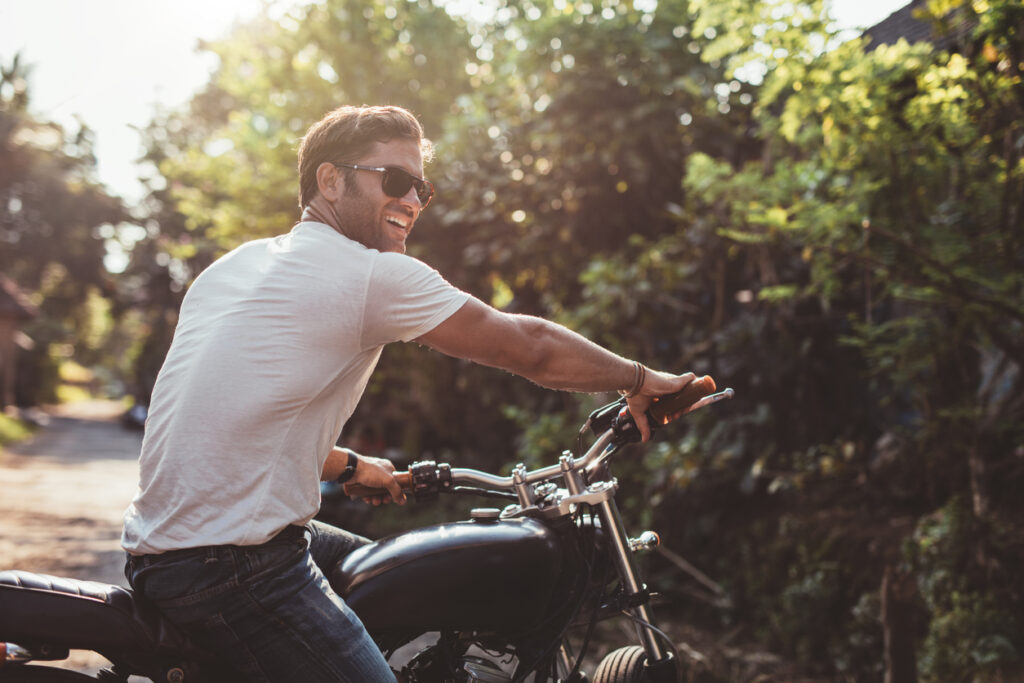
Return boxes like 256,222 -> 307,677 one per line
361,252 -> 470,348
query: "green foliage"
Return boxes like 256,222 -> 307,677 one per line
836,591 -> 886,679
905,498 -> 1022,680
500,404 -> 578,469
920,593 -> 1018,680
0,58 -> 123,290
0,55 -> 127,405
0,411 -> 33,449
776,562 -> 844,663
433,0 -> 747,318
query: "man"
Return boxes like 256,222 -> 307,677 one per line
122,105 -> 695,682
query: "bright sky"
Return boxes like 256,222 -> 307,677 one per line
0,0 -> 909,204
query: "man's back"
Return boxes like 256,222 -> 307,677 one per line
122,221 -> 467,554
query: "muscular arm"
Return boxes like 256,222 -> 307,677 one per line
417,297 -> 694,440
418,297 -> 636,392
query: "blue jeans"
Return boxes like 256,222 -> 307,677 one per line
126,520 -> 395,682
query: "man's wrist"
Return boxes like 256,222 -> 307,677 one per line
335,449 -> 359,484
617,361 -> 647,398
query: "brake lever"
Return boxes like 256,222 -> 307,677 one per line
687,388 -> 735,412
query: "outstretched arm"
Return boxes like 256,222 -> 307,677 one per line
417,297 -> 694,441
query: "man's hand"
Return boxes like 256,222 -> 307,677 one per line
348,454 -> 407,506
625,370 -> 696,443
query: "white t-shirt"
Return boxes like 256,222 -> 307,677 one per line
122,221 -> 469,554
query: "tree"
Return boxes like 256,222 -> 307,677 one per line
0,54 -> 126,404
649,0 -> 1023,677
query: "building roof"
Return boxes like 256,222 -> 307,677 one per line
0,276 -> 38,321
864,0 -> 976,52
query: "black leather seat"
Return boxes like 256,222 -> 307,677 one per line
0,570 -> 199,658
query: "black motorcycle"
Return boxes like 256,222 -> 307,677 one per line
0,378 -> 733,682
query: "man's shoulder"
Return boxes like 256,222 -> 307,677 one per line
374,249 -> 432,267
366,250 -> 466,307
366,250 -> 466,301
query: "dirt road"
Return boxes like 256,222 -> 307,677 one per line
1,399 -> 144,676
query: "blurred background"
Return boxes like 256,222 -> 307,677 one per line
1,0 -> 1021,680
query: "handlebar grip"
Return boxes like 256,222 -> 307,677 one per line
647,375 -> 717,426
343,471 -> 413,499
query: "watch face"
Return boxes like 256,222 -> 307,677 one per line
337,464 -> 356,484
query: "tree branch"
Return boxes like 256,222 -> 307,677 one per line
866,222 -> 1024,323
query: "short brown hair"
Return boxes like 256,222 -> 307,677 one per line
296,105 -> 433,209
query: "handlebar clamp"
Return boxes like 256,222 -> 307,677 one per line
409,460 -> 452,501
588,398 -> 628,436
588,399 -> 642,444
611,405 -> 643,443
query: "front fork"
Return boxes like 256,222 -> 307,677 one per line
551,455 -> 677,680
594,496 -> 667,663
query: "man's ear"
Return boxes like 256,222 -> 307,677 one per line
316,162 -> 343,202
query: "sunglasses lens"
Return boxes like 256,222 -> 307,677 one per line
416,181 -> 433,207
383,169 -> 433,207
382,169 -> 413,198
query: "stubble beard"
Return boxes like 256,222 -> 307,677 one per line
333,183 -> 386,252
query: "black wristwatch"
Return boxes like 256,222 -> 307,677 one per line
335,449 -> 358,484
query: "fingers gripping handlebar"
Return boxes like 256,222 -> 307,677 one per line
588,374 -> 731,442
649,374 -> 720,425
343,461 -> 451,500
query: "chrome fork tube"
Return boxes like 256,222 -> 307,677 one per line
596,497 -> 666,663
556,641 -> 575,678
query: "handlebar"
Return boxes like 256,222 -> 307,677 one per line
343,471 -> 415,499
649,374 -> 719,425
343,376 -> 734,501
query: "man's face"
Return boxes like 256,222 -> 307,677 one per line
332,138 -> 426,254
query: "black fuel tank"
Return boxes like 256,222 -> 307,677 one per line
336,517 -> 567,632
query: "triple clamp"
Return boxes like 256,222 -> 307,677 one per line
554,479 -> 618,515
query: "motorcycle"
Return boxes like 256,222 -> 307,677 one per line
0,377 -> 733,682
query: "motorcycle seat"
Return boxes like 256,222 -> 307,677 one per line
0,570 -> 201,659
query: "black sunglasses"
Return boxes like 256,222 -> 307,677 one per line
333,163 -> 434,208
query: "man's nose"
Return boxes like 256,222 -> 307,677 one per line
398,186 -> 423,213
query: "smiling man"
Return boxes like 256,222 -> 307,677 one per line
121,105 -> 695,682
